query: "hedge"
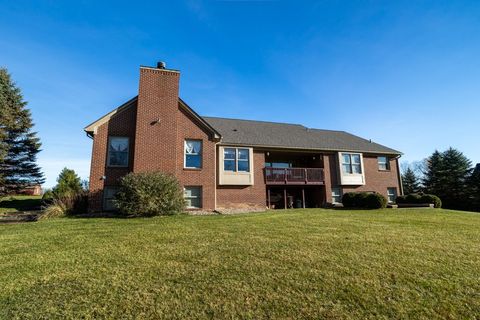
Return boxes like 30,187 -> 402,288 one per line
396,193 -> 442,208
342,192 -> 387,209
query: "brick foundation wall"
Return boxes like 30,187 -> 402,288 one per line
216,149 -> 267,210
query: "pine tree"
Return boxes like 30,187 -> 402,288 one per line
0,67 -> 44,195
423,148 -> 472,209
467,164 -> 480,212
402,167 -> 420,195
53,168 -> 83,198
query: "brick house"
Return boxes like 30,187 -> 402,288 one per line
85,62 -> 403,212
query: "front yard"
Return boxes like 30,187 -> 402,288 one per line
1,209 -> 479,319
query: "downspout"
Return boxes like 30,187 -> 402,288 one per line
395,156 -> 404,195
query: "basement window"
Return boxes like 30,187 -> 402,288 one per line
332,187 -> 342,204
184,186 -> 202,209
387,188 -> 397,203
103,187 -> 119,211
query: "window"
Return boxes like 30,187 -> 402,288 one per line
103,187 -> 119,211
238,149 -> 250,172
387,188 -> 397,203
378,156 -> 390,171
223,148 -> 250,172
332,187 -> 342,204
184,186 -> 202,209
224,148 -> 236,171
341,153 -> 362,174
108,137 -> 129,167
185,140 -> 202,169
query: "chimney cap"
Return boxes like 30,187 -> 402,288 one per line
157,61 -> 167,69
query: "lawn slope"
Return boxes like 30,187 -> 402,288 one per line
1,209 -> 479,319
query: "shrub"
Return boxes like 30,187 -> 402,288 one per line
420,194 -> 442,208
405,193 -> 422,203
41,191 -> 88,219
342,192 -> 387,209
365,193 -> 388,209
395,195 -> 406,204
395,193 -> 442,208
114,171 -> 185,217
341,192 -> 357,208
42,189 -> 54,205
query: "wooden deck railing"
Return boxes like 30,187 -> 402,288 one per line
264,167 -> 325,185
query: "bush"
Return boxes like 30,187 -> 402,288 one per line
114,171 -> 185,217
395,193 -> 442,208
341,192 -> 357,208
365,193 -> 388,209
406,193 -> 422,203
420,194 -> 442,208
41,191 -> 88,219
342,192 -> 387,209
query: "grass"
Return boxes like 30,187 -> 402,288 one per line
1,209 -> 479,319
0,195 -> 42,214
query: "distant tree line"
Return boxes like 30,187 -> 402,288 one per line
402,148 -> 480,212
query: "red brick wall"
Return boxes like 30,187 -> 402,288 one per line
325,153 -> 401,203
216,149 -> 267,210
133,67 -> 180,174
175,107 -> 217,210
88,66 -> 219,211
88,103 -> 137,211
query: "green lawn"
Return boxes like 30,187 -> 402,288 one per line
0,195 -> 42,214
1,209 -> 479,319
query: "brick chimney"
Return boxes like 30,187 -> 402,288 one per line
133,62 -> 180,174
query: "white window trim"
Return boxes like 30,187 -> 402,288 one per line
341,153 -> 363,175
107,136 -> 129,167
184,186 -> 202,209
184,139 -> 202,169
223,148 -> 250,173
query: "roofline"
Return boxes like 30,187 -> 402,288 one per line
84,96 -> 138,137
83,96 -> 221,141
217,142 -> 402,156
178,98 -> 221,140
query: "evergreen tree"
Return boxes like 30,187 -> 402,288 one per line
423,148 -> 472,209
53,168 -> 83,198
0,67 -> 44,195
467,164 -> 480,212
402,167 -> 420,195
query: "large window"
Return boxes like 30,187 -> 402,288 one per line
184,140 -> 202,169
224,148 -> 250,172
387,187 -> 397,203
108,137 -> 129,167
103,187 -> 119,211
378,156 -> 390,171
184,186 -> 202,209
341,153 -> 362,174
332,187 -> 342,204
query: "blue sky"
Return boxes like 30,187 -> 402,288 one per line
1,1 -> 479,187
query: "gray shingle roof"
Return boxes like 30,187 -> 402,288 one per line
203,117 -> 401,155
